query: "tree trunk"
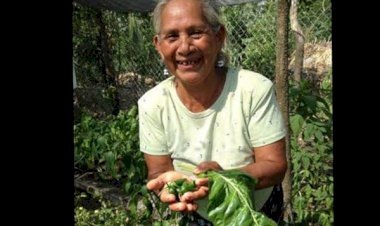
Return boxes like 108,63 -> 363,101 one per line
94,9 -> 120,114
95,9 -> 116,84
290,0 -> 305,84
275,0 -> 293,223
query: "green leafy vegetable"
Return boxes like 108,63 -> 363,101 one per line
199,170 -> 277,226
166,178 -> 196,200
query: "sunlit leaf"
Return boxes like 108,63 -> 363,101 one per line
199,170 -> 277,226
290,114 -> 304,136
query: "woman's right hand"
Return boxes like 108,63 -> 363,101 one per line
146,171 -> 209,212
193,161 -> 223,174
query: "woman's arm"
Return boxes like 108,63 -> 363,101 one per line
144,153 -> 174,181
193,138 -> 287,190
240,138 -> 287,189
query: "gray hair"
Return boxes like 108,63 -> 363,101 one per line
152,0 -> 229,68
153,0 -> 222,34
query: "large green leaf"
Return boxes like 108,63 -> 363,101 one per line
290,114 -> 304,136
199,170 -> 277,226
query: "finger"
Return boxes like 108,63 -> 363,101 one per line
186,202 -> 198,211
180,186 -> 208,202
168,202 -> 198,212
146,178 -> 163,191
168,202 -> 188,211
195,178 -> 209,186
160,189 -> 177,203
193,167 -> 205,174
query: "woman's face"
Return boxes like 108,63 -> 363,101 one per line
154,0 -> 225,86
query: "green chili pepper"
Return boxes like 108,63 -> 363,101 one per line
174,178 -> 186,187
166,183 -> 178,196
178,181 -> 196,195
167,178 -> 197,199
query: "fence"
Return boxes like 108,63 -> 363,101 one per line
73,0 -> 331,117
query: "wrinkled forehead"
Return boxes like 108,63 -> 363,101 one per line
159,0 -> 210,31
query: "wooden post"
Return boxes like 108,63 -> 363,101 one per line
275,0 -> 293,223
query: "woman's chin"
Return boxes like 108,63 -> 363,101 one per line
175,72 -> 205,85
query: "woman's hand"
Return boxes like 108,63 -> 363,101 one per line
193,161 -> 223,174
146,171 -> 209,212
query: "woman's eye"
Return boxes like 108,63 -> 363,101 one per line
191,31 -> 202,38
165,34 -> 178,41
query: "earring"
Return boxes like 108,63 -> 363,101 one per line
217,59 -> 225,68
159,55 -> 169,76
216,53 -> 225,68
163,68 -> 169,76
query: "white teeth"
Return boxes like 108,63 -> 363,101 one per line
178,61 -> 197,65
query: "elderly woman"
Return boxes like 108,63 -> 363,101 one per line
138,0 -> 287,224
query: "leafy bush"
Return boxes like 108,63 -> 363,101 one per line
75,192 -> 129,226
289,70 -> 333,225
74,105 -> 144,182
74,106 -> 156,225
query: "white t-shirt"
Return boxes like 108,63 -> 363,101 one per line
138,67 -> 286,218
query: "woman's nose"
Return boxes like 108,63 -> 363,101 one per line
177,37 -> 192,56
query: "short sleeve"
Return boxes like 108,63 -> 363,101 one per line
138,97 -> 169,155
248,82 -> 286,147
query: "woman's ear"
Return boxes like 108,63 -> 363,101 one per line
216,25 -> 226,49
153,35 -> 164,61
153,35 -> 161,51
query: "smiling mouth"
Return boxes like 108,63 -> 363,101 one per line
176,59 -> 201,66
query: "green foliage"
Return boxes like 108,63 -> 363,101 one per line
73,3 -> 105,87
289,71 -> 333,225
75,200 -> 128,226
298,0 -> 332,42
221,0 -> 277,79
74,105 -> 144,181
73,3 -> 164,90
199,170 -> 276,226
106,11 -> 161,78
74,188 -> 159,226
74,104 -> 189,225
74,105 -> 156,225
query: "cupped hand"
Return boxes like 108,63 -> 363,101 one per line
146,171 -> 184,196
146,171 -> 209,212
